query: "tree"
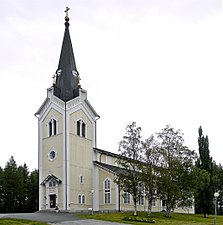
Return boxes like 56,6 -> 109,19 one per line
156,125 -> 197,217
17,164 -> 29,212
140,135 -> 159,217
196,126 -> 216,217
0,156 -> 39,213
212,162 -> 223,215
116,122 -> 143,216
3,156 -> 19,212
0,167 -> 3,212
27,169 -> 39,212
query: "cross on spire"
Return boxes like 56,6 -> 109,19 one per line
65,6 -> 70,21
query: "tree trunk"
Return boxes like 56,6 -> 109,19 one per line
133,197 -> 137,216
165,203 -> 171,217
134,204 -> 137,216
147,196 -> 152,217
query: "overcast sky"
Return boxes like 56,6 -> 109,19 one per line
0,0 -> 222,171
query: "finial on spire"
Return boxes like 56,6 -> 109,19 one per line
64,6 -> 70,21
52,73 -> 56,85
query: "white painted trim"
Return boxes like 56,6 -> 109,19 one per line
39,101 -> 65,124
93,119 -> 96,148
62,109 -> 66,210
115,183 -> 119,211
38,119 -> 43,210
66,107 -> 70,210
93,164 -> 99,211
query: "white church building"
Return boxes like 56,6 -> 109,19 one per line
35,9 -> 194,214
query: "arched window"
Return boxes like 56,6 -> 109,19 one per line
82,195 -> 85,204
138,194 -> 144,205
77,120 -> 81,136
49,118 -> 57,136
76,119 -> 86,138
78,195 -> 81,204
49,180 -> 56,187
138,184 -> 144,205
82,122 -> 86,137
152,197 -> 156,206
53,119 -> 56,135
123,185 -> 130,204
78,194 -> 85,204
104,178 -> 111,204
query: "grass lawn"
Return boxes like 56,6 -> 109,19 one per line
80,211 -> 223,225
0,218 -> 48,225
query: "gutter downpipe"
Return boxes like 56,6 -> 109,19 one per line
94,115 -> 100,148
34,113 -> 41,210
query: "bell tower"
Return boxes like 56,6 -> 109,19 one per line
35,7 -> 99,211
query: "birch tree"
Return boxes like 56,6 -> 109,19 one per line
116,122 -> 143,216
156,125 -> 196,217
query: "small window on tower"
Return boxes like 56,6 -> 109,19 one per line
78,195 -> 81,204
53,119 -> 57,135
49,118 -> 57,136
82,122 -> 86,137
49,121 -> 52,136
49,180 -> 56,187
76,119 -> 86,138
78,194 -> 85,204
77,120 -> 81,136
80,175 -> 84,184
48,150 -> 57,161
82,195 -> 85,204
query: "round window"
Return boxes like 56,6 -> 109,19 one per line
48,150 -> 56,160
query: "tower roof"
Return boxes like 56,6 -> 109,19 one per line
54,7 -> 80,102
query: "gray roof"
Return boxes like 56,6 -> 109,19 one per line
53,17 -> 80,102
93,148 -> 120,158
93,161 -> 130,176
40,174 -> 62,185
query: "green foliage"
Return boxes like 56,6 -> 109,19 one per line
195,126 -> 217,216
0,156 -> 39,213
116,123 -> 197,218
80,211 -> 223,225
155,125 -> 197,217
212,162 -> 223,214
0,218 -> 47,225
116,122 -> 143,215
140,135 -> 160,217
27,169 -> 39,212
123,216 -> 155,223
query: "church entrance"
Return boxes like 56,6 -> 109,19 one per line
49,194 -> 56,208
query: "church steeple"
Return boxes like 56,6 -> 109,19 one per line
53,7 -> 80,102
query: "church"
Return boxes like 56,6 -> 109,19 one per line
35,8 -> 194,214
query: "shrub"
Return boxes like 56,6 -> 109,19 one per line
123,216 -> 155,223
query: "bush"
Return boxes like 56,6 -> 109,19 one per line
123,216 -> 155,223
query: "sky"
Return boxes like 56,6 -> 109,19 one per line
0,0 -> 222,171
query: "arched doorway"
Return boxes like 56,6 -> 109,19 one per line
50,194 -> 56,208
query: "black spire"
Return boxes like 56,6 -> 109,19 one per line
54,7 -> 80,102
